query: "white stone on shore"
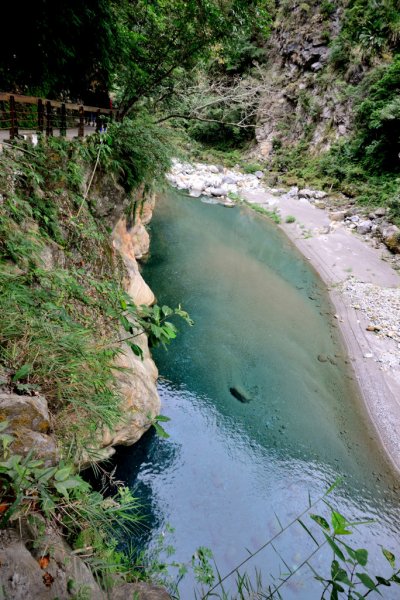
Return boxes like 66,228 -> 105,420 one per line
340,278 -> 400,369
167,158 -> 266,200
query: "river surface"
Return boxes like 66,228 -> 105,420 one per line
114,188 -> 400,598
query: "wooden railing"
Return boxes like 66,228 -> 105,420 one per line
0,92 -> 117,140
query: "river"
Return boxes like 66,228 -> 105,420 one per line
113,188 -> 400,598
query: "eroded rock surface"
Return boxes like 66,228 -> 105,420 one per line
0,393 -> 58,466
0,521 -> 171,600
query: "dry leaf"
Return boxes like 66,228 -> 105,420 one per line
38,555 -> 50,570
42,572 -> 54,588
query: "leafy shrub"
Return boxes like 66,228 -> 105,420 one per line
0,422 -> 142,588
320,0 -> 335,19
329,0 -> 400,68
352,56 -> 400,172
242,162 -> 264,174
85,116 -> 173,193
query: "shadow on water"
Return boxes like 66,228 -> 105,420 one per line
112,428 -> 180,553
110,189 -> 400,598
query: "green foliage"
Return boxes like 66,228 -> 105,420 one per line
85,118 -> 173,193
0,267 -> 123,452
242,163 -> 265,174
147,414 -> 171,439
351,56 -> 400,172
285,215 -> 296,223
320,0 -> 335,19
329,0 -> 400,69
0,137 -> 190,458
116,297 -> 193,355
247,202 -> 281,223
0,423 -> 142,587
116,0 -> 271,116
308,508 -> 400,597
0,0 -> 117,100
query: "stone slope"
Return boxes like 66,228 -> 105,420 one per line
255,2 -> 358,158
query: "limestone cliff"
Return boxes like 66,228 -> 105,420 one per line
85,184 -> 160,462
97,196 -> 160,461
255,2 -> 361,158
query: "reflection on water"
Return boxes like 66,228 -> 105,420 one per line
113,189 -> 400,597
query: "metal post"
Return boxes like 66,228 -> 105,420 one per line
46,101 -> 53,136
37,99 -> 44,133
60,103 -> 67,137
9,95 -> 18,139
78,106 -> 84,137
95,109 -> 101,133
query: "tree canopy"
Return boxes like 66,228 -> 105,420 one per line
0,0 -> 118,103
0,0 -> 270,110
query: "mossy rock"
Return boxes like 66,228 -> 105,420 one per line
0,394 -> 58,466
385,232 -> 400,254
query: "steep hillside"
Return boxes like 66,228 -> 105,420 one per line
254,0 -> 400,214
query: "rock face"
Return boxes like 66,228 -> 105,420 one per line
90,193 -> 160,461
0,524 -> 103,600
255,4 -> 356,157
100,329 -> 159,455
0,520 -> 171,599
0,394 -> 58,466
112,217 -> 155,306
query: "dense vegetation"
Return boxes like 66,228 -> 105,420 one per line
1,0 -> 400,596
0,126 -> 188,590
267,0 -> 400,222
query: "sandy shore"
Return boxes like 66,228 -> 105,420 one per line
244,188 -> 400,474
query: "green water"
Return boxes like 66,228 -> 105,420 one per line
115,189 -> 400,597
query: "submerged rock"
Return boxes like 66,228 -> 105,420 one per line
230,387 -> 251,403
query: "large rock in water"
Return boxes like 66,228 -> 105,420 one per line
0,394 -> 58,466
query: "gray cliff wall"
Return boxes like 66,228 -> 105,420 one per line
255,2 -> 355,159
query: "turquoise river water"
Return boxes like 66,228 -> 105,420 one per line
113,189 -> 400,598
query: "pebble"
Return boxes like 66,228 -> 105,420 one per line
340,278 -> 400,369
366,325 -> 381,332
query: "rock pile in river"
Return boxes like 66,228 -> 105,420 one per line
166,159 -> 265,204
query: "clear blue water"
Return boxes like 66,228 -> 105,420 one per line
113,189 -> 400,598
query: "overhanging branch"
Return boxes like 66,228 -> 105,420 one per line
155,113 -> 256,128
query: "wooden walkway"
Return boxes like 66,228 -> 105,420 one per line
0,92 -> 116,141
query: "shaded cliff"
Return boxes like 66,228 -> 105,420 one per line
254,0 -> 400,214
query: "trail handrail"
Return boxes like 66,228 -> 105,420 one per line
0,91 -> 117,140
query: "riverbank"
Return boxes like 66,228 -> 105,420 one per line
0,138 -> 168,599
167,160 -> 400,474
